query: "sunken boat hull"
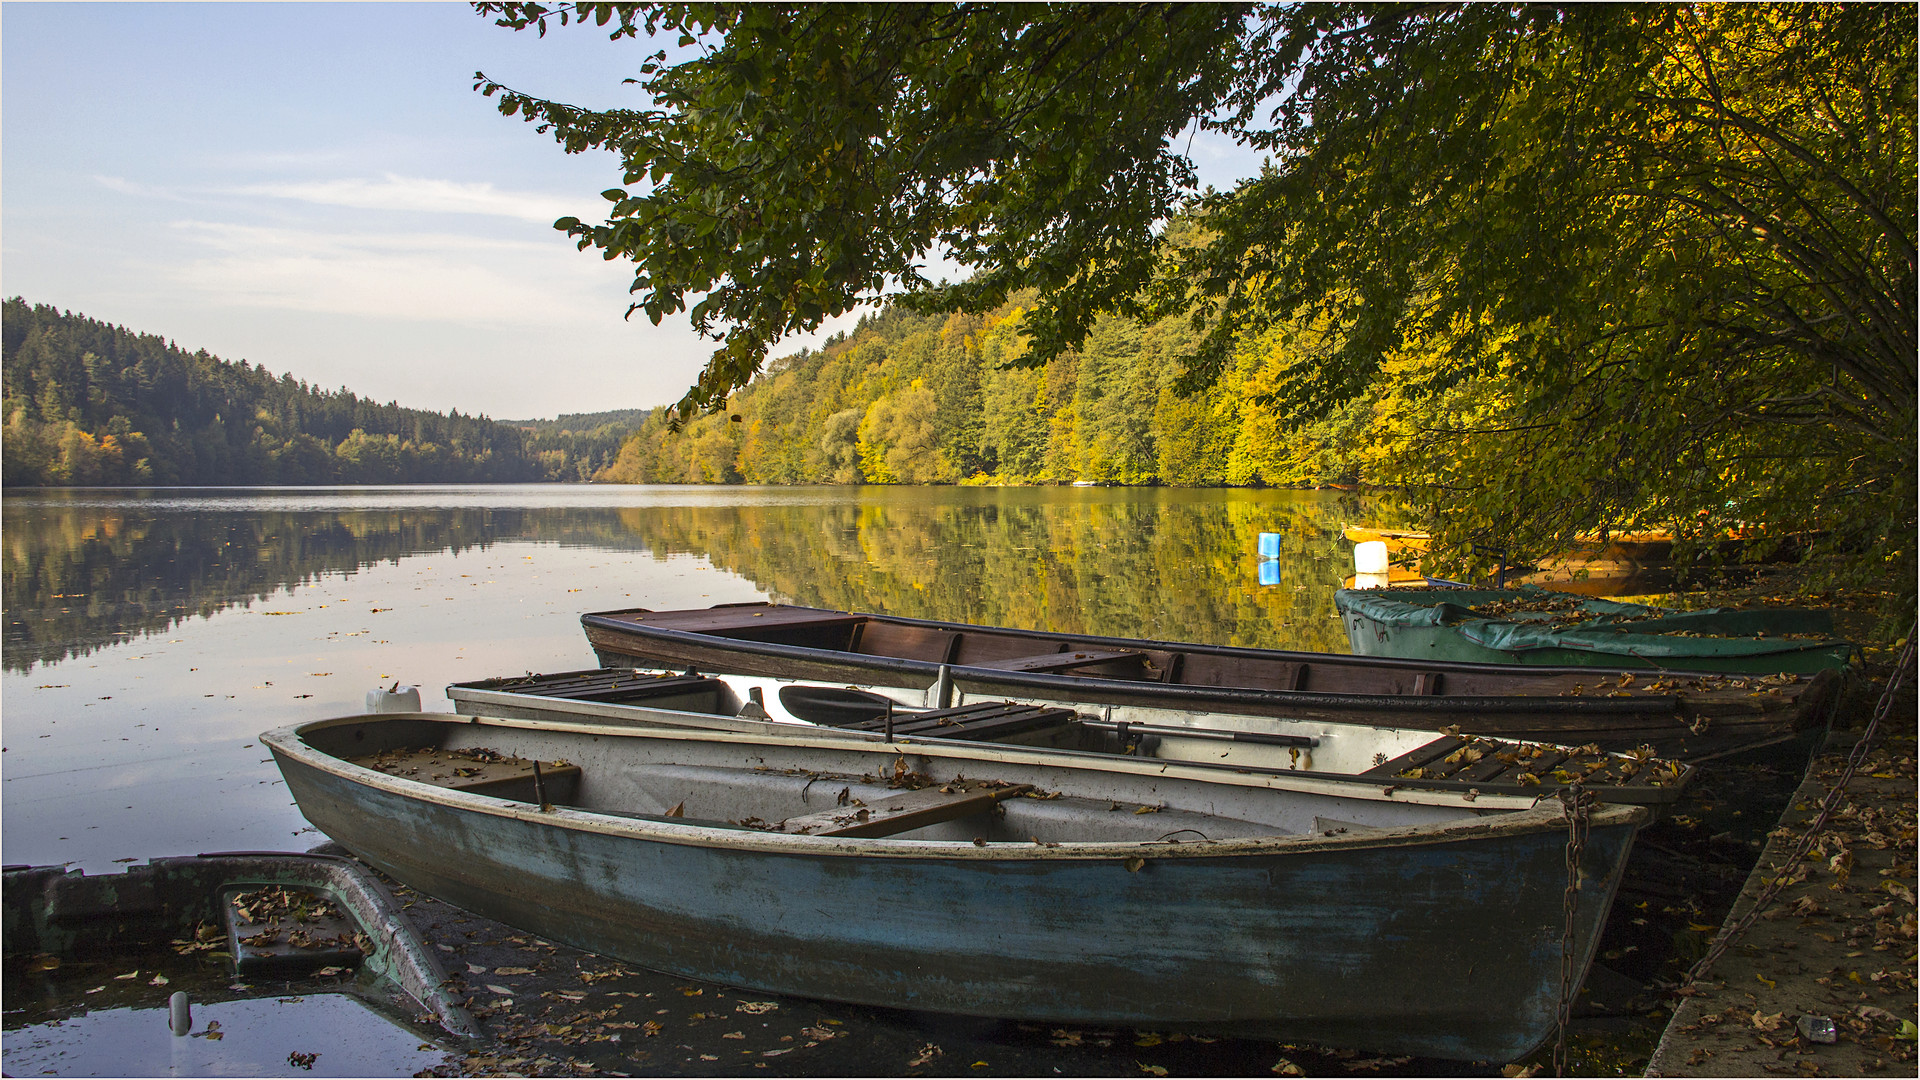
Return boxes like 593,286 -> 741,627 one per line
266,712 -> 1642,1062
579,604 -> 1836,758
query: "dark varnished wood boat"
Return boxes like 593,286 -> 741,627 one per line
580,604 -> 1839,759
265,709 -> 1645,1061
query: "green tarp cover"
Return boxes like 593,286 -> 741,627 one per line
1335,586 -> 1845,661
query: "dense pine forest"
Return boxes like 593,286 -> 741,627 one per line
600,295 -> 1361,488
1,299 -> 643,486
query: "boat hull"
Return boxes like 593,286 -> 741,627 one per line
268,714 -> 1641,1062
579,605 -> 1834,758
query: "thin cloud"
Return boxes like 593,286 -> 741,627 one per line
163,220 -> 626,325
234,174 -> 584,224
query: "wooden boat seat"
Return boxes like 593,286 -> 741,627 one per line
452,670 -> 730,711
611,605 -> 865,639
848,620 -> 960,662
971,648 -> 1146,674
1358,735 -> 1684,793
840,701 -> 1079,742
352,748 -> 582,804
777,782 -> 1034,838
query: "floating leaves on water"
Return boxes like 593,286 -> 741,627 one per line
1139,1066 -> 1168,1077
287,1051 -> 318,1070
907,1042 -> 942,1067
1272,1060 -> 1305,1076
736,1001 -> 778,1014
1751,1010 -> 1788,1032
1132,804 -> 1161,815
27,954 -> 60,972
149,973 -> 170,986
495,966 -> 535,976
1124,857 -> 1146,873
722,1031 -> 746,1040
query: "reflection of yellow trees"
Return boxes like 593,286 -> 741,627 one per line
622,488 -> 1366,653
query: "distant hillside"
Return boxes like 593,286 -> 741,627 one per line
1,299 -> 644,486
504,409 -> 651,481
504,409 -> 651,432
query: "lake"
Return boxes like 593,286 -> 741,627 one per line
2,483 -> 1371,874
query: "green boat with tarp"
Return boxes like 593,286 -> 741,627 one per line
1335,586 -> 1856,674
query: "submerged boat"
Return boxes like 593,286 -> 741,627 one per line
2,852 -> 477,1038
1336,587 -> 1856,675
264,710 -> 1645,1062
578,603 -> 1837,758
447,667 -> 1694,804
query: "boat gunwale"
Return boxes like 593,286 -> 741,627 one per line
263,712 -> 1647,861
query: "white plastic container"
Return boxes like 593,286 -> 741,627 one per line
1353,540 -> 1390,575
365,685 -> 422,713
1351,570 -> 1394,590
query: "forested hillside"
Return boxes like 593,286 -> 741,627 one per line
507,409 -> 651,482
599,295 -> 1366,488
1,299 -> 642,486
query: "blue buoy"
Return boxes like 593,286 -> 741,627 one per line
1258,560 -> 1281,586
1257,532 -> 1282,558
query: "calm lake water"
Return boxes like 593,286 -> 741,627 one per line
3,483 -> 1370,873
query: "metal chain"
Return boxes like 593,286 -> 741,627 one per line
1680,625 -> 1918,988
1553,782 -> 1594,1077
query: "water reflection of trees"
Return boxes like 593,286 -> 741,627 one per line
625,489 -> 1363,653
0,505 -> 656,673
4,489 -> 1364,674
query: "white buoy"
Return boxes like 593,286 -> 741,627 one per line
168,990 -> 190,1036
1352,571 -> 1394,590
1353,540 -> 1390,575
365,684 -> 422,713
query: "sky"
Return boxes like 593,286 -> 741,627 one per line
2,3 -> 1266,420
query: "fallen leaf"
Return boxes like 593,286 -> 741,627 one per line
495,966 -> 535,976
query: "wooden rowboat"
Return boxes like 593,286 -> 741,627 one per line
447,667 -> 1695,804
579,604 -> 1838,759
264,711 -> 1645,1061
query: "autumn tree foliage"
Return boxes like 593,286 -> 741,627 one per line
482,3 -> 1913,601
